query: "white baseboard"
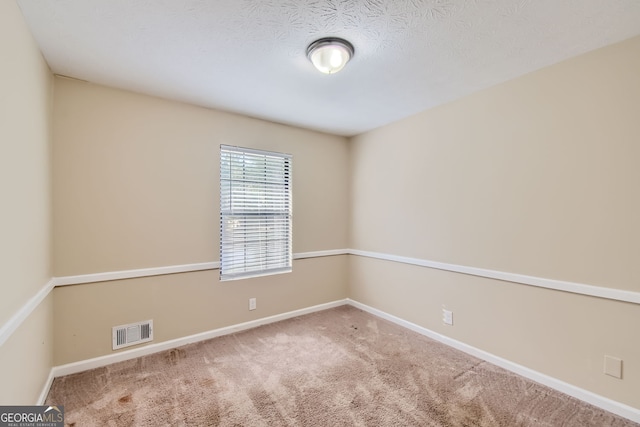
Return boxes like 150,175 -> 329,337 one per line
41,297 -> 639,423
347,299 -> 640,424
37,368 -> 55,405
50,299 -> 348,378
12,246 -> 638,403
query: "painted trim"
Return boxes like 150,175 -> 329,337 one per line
2,250 -> 347,361
10,248 -> 639,413
5,247 -> 638,354
46,248 -> 640,305
37,369 -> 55,405
41,298 -> 639,422
347,299 -> 640,423
52,249 -> 349,287
349,249 -> 640,305
0,279 -> 54,347
52,262 -> 219,287
51,299 -> 348,378
293,249 -> 348,259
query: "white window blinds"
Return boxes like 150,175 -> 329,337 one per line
220,145 -> 292,280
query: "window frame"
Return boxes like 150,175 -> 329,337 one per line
219,145 -> 293,281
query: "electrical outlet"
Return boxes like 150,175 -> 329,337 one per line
604,355 -> 622,379
442,309 -> 453,326
249,298 -> 256,311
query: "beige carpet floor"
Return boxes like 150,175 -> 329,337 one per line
46,305 -> 638,426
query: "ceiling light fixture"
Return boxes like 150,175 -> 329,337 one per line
306,37 -> 354,74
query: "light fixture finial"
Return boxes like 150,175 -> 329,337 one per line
306,37 -> 354,74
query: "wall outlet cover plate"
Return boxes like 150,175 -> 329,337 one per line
604,355 -> 623,379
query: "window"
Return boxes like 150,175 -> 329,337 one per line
220,145 -> 292,280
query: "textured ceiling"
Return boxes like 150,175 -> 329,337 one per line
16,0 -> 640,136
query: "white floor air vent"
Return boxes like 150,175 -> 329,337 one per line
112,320 -> 153,350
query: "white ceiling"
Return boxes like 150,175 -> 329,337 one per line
16,0 -> 640,136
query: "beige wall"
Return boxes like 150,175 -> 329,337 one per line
0,298 -> 53,404
53,78 -> 349,274
0,0 -> 53,404
52,78 -> 349,364
349,36 -> 640,408
54,257 -> 347,364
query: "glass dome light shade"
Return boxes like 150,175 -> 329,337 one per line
307,38 -> 354,74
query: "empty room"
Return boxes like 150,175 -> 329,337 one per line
1,0 -> 639,425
